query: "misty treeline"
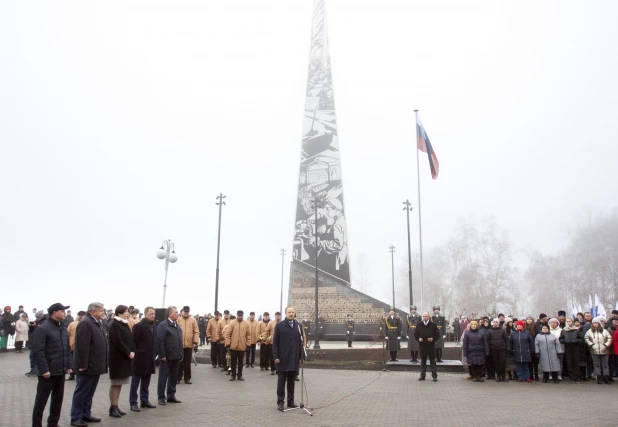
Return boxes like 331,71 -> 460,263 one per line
355,209 -> 618,319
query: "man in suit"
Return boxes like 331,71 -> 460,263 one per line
70,302 -> 108,427
272,307 -> 304,411
156,306 -> 183,405
129,306 -> 158,412
414,312 -> 440,382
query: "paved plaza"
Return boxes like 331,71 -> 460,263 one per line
1,350 -> 615,427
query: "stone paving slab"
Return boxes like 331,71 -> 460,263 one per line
1,351 -> 615,426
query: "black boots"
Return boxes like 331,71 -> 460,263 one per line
597,376 -> 603,384
435,349 -> 443,362
418,374 -> 426,381
109,406 -> 122,418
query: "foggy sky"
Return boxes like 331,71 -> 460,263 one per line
1,0 -> 617,316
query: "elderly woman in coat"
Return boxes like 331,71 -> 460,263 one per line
585,316 -> 613,384
462,321 -> 488,382
535,324 -> 561,383
510,320 -> 534,382
14,313 -> 30,352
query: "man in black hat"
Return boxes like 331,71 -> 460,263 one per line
432,305 -> 446,362
406,305 -> 421,362
384,308 -> 402,361
557,310 -> 567,328
345,314 -> 355,348
32,303 -> 72,427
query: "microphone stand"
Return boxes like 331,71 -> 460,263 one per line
283,323 -> 313,416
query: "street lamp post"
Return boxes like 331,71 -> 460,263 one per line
280,248 -> 286,315
156,239 -> 178,307
389,245 -> 396,309
313,197 -> 321,350
214,193 -> 226,313
403,200 -> 414,307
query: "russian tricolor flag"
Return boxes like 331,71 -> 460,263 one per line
416,115 -> 439,180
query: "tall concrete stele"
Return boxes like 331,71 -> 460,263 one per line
290,0 -> 350,286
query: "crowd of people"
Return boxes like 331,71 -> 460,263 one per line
2,302 -> 618,425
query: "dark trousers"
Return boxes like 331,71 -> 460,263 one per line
129,374 -> 151,406
608,354 -> 617,377
29,349 -> 38,375
200,336 -> 205,346
470,364 -> 483,379
420,353 -> 437,376
485,354 -> 495,378
157,359 -> 179,400
70,374 -> 100,422
210,342 -> 220,366
33,375 -> 65,427
178,348 -> 193,381
218,342 -> 227,367
543,371 -> 559,382
491,348 -> 506,379
261,344 -> 272,369
410,350 -> 418,361
277,371 -> 296,404
15,340 -> 24,351
245,344 -> 256,365
230,350 -> 244,377
389,351 -> 397,360
564,345 -> 580,381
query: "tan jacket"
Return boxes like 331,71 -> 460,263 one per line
217,317 -> 232,343
247,319 -> 259,345
177,315 -> 199,349
258,320 -> 270,345
68,320 -> 80,351
266,320 -> 277,344
224,319 -> 252,351
128,317 -> 138,331
207,317 -> 220,342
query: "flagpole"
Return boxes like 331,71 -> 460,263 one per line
414,109 -> 425,312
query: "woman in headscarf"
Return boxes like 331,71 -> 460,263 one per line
535,324 -> 561,383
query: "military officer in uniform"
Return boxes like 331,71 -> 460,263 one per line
384,308 -> 402,361
406,305 -> 421,363
345,314 -> 355,348
432,305 -> 446,362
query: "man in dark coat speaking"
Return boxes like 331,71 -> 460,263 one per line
272,306 -> 304,411
414,312 -> 440,381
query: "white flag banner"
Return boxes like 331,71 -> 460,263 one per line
595,295 -> 606,318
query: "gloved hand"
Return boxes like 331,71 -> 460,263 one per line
406,336 -> 409,339
397,337 -> 401,340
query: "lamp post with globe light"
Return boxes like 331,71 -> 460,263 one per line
157,239 -> 178,307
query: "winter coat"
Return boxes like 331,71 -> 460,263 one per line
2,311 -> 15,335
272,319 -> 303,372
266,319 -> 277,344
31,319 -> 71,376
487,327 -> 508,351
559,327 -> 582,347
157,319 -> 183,361
217,318 -> 232,344
224,319 -> 252,351
453,320 -> 461,337
585,328 -> 613,355
108,319 -> 135,379
177,315 -> 199,349
67,320 -> 79,351
73,314 -> 108,375
414,320 -> 440,357
133,318 -> 158,376
198,320 -> 207,338
246,319 -> 259,345
549,326 -> 564,353
206,317 -> 220,342
462,328 -> 488,365
385,316 -> 402,351
535,332 -> 561,372
258,319 -> 270,345
510,330 -> 534,363
15,319 -> 29,342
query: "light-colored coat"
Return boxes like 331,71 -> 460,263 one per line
585,328 -> 613,355
224,319 -> 251,351
206,317 -> 220,342
15,319 -> 29,342
535,332 -> 561,372
177,315 -> 199,349
217,317 -> 232,343
246,319 -> 259,345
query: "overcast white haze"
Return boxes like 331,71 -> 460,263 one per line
1,0 -> 617,316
